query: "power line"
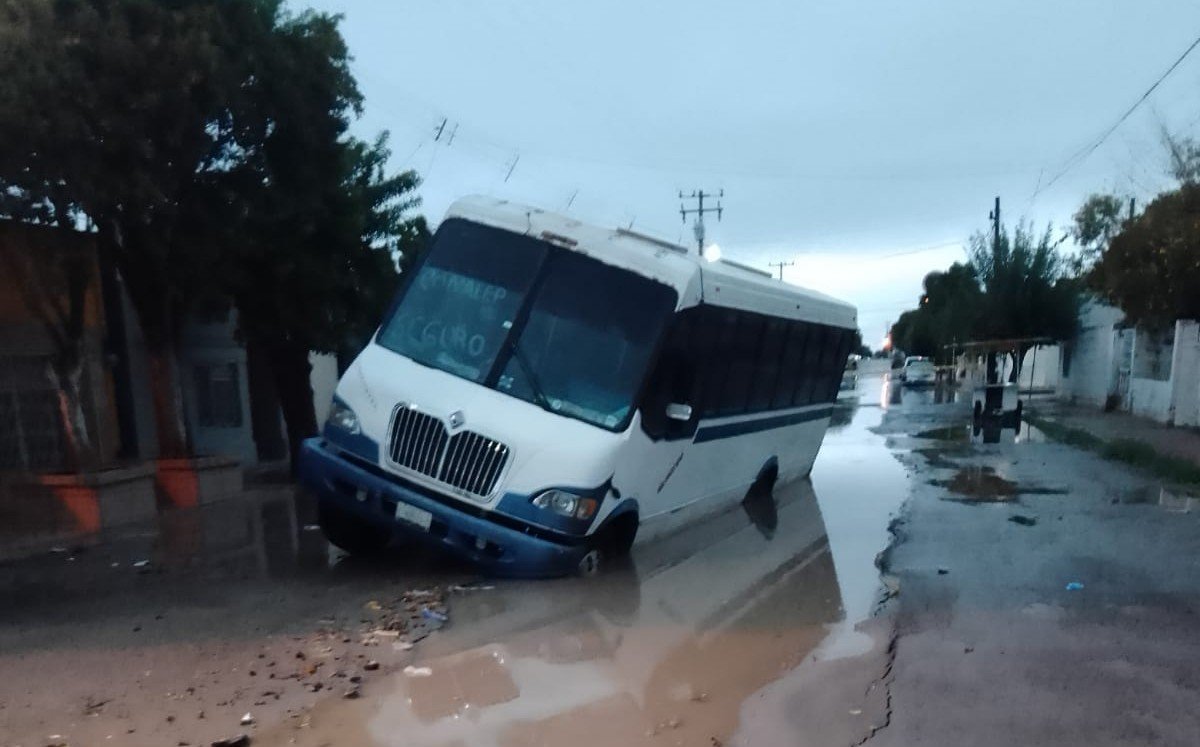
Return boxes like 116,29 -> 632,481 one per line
1033,30 -> 1200,200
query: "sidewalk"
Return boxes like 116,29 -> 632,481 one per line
1027,400 -> 1200,484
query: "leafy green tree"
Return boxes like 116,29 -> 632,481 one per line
890,263 -> 981,361
1072,193 -> 1129,273
968,223 -> 1080,381
1,0 -> 427,467
0,0 -> 250,457
191,5 -> 427,466
1091,184 -> 1200,328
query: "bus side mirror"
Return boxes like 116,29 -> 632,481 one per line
666,403 -> 693,422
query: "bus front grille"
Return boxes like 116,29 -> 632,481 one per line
388,407 -> 510,499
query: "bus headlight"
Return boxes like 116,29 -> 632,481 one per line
326,401 -> 361,436
531,489 -> 597,520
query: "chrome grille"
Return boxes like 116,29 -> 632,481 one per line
439,431 -> 510,497
387,406 -> 510,499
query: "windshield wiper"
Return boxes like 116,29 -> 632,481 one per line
506,338 -> 553,411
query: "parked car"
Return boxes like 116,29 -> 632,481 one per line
899,356 -> 936,386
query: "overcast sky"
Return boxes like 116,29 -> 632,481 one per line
306,0 -> 1200,346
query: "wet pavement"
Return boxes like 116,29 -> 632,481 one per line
3,368 -> 1200,746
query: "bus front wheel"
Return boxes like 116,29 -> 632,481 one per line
577,513 -> 639,576
319,502 -> 391,557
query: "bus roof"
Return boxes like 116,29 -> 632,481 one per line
444,196 -> 858,330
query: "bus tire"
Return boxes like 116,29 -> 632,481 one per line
577,548 -> 602,577
577,512 -> 639,577
597,512 -> 639,557
319,502 -> 391,557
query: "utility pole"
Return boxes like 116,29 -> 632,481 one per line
679,189 -> 724,255
1129,197 -> 1136,221
768,260 -> 794,280
986,195 -> 1002,385
989,196 -> 1001,271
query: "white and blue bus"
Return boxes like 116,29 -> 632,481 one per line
298,197 -> 857,577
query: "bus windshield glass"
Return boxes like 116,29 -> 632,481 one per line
497,251 -> 677,430
376,219 -> 547,382
376,219 -> 677,431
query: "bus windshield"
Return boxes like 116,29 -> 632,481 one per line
376,219 -> 678,431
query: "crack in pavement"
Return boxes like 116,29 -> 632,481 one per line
853,630 -> 899,746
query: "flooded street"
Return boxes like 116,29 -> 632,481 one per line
4,368 -> 1200,746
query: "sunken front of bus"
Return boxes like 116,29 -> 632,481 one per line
298,215 -> 679,576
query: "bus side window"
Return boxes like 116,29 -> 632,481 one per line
700,307 -> 739,417
721,312 -> 764,416
779,321 -> 808,409
750,317 -> 789,412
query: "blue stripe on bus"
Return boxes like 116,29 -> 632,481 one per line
693,406 -> 835,443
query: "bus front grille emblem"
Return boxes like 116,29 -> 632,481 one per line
448,410 -> 465,429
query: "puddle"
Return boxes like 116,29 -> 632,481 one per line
933,466 -> 1018,501
915,425 -> 970,442
247,391 -> 910,747
933,466 -> 1069,502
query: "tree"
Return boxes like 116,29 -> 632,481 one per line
968,223 -> 1080,381
889,263 -> 982,361
1072,193 -> 1129,273
192,6 -> 427,467
1090,184 -> 1200,328
0,0 -> 251,457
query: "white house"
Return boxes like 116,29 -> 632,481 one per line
1057,299 -> 1200,427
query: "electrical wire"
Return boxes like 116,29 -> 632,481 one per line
1032,30 -> 1200,201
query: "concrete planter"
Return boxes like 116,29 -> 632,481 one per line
155,456 -> 243,508
0,463 -> 157,537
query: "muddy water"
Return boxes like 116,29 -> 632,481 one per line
256,383 -> 909,747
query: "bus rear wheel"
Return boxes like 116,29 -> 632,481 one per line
319,502 -> 391,557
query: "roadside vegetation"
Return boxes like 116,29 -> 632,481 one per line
1026,414 -> 1200,487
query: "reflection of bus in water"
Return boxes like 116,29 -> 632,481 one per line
366,480 -> 840,746
299,197 -> 857,576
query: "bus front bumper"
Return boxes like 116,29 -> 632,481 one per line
297,438 -> 586,578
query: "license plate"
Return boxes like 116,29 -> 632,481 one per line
394,502 -> 433,531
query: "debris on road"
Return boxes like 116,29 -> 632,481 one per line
239,712 -> 255,726
1009,514 -> 1038,527
363,660 -> 380,671
1065,581 -> 1085,591
211,735 -> 251,747
403,665 -> 433,678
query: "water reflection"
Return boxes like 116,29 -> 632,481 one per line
0,486 -> 457,627
362,479 -> 841,747
878,376 -> 963,409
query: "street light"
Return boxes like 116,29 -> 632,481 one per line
702,243 -> 722,263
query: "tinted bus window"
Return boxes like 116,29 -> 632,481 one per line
750,317 -> 788,412
720,313 -> 764,416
